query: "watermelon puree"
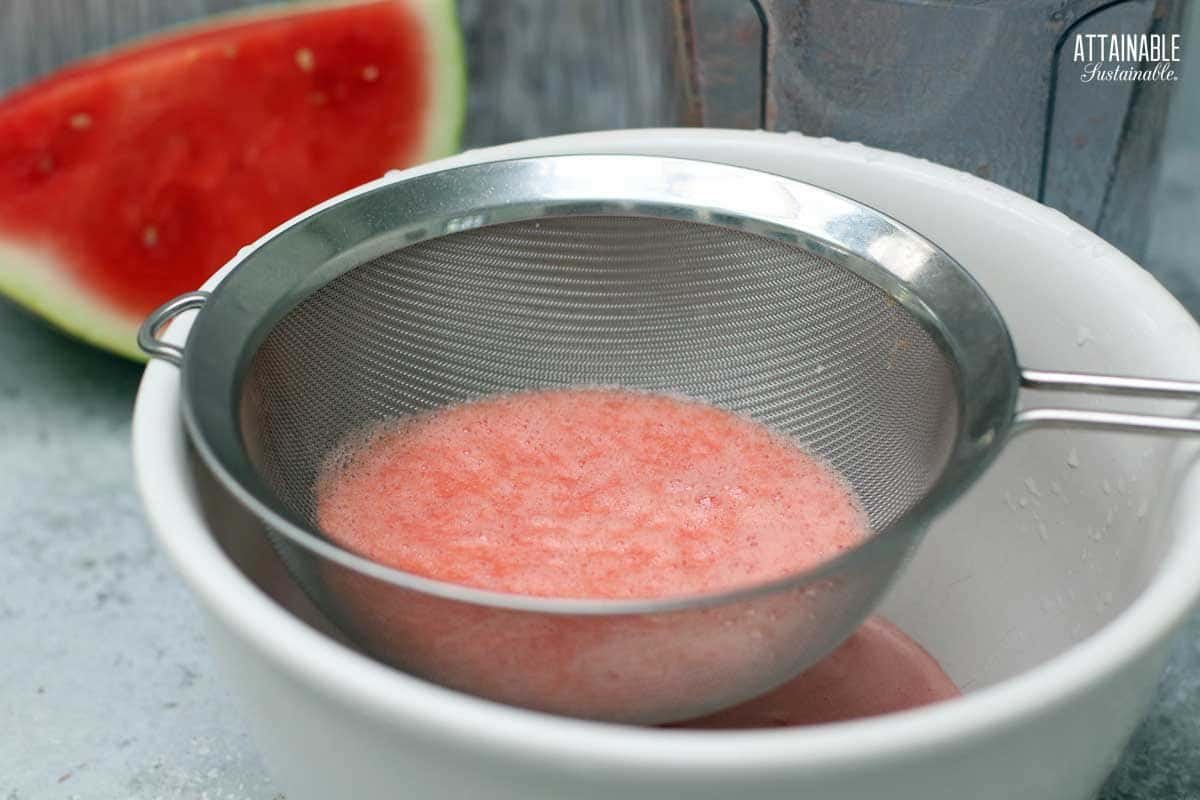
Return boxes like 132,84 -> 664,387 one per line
312,388 -> 873,722
315,388 -> 867,599
0,0 -> 428,317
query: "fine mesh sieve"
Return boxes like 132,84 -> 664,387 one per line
245,215 -> 959,534
141,155 -> 1200,724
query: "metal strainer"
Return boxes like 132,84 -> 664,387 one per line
140,155 -> 1200,724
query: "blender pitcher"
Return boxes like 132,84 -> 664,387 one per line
672,0 -> 1189,260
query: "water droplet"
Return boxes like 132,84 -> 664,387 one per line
1067,449 -> 1080,468
1102,480 -> 1112,495
1076,326 -> 1093,346
1050,481 -> 1064,495
1024,477 -> 1042,496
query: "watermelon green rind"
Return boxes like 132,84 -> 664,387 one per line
0,237 -> 146,359
0,0 -> 465,361
418,0 -> 468,164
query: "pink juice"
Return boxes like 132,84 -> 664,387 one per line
313,388 -> 873,722
672,617 -> 960,728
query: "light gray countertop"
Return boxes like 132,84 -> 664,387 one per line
2,2 -> 1199,798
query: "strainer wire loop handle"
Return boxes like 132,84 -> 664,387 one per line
1014,369 -> 1200,435
138,291 -> 210,367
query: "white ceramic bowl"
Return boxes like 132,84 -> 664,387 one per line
134,129 -> 1200,800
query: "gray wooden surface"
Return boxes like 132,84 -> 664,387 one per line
0,3 -> 1198,799
0,0 -> 684,147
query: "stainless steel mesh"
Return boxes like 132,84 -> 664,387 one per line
240,215 -> 960,536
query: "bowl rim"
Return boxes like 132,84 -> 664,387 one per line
133,127 -> 1200,774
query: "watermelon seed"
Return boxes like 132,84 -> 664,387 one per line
308,91 -> 328,106
142,226 -> 159,248
362,65 -> 380,82
295,48 -> 316,73
223,44 -> 238,60
69,113 -> 92,131
36,155 -> 55,174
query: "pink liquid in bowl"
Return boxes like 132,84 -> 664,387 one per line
672,617 -> 960,728
314,388 -> 873,722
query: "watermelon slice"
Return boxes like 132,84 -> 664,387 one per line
0,0 -> 465,359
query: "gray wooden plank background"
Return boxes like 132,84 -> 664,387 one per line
0,0 -> 686,148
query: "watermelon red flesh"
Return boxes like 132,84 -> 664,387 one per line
0,0 -> 464,359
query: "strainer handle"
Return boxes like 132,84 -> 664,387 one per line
1014,369 -> 1200,435
138,291 -> 209,366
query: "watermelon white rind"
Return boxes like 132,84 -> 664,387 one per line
0,237 -> 145,359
